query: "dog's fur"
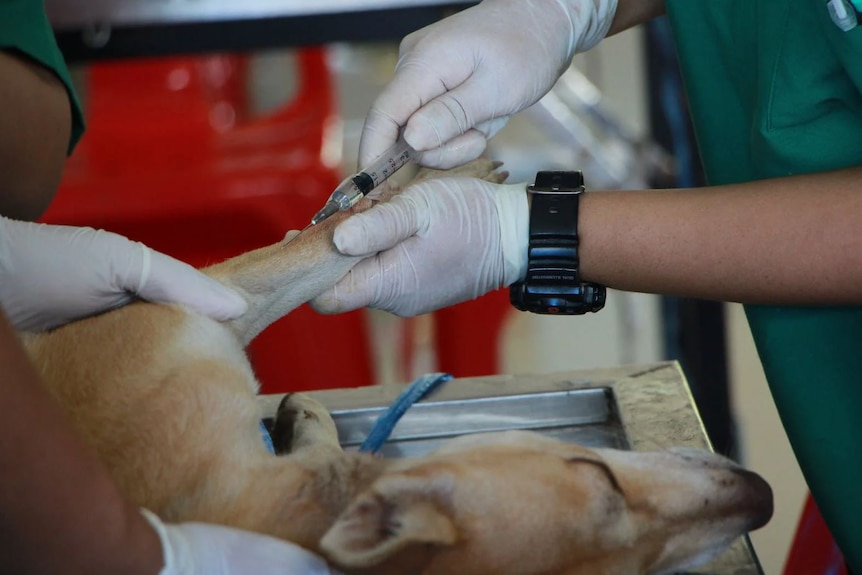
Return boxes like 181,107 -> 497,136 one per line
20,160 -> 772,575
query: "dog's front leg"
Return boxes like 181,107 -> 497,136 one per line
226,394 -> 386,553
203,208 -> 363,345
203,158 -> 509,346
271,393 -> 341,456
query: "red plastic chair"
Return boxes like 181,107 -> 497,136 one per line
43,50 -> 373,394
783,494 -> 847,575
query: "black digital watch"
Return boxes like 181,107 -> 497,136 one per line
509,171 -> 606,315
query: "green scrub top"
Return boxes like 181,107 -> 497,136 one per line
0,0 -> 85,153
666,0 -> 862,568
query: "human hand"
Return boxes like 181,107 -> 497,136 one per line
0,217 -> 247,331
359,0 -> 618,170
141,510 -> 340,575
311,178 -> 529,317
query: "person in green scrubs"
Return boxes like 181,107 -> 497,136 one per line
312,0 -> 862,569
0,3 -> 340,574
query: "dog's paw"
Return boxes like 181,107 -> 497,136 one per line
411,158 -> 509,186
272,393 -> 340,454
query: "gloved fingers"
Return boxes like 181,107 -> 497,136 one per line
315,178 -> 514,318
199,525 -> 338,574
307,287 -> 342,315
125,247 -> 248,321
357,106 -> 402,171
3,292 -> 133,332
0,223 -> 135,331
410,117 -> 509,170
474,116 -> 511,141
309,260 -> 382,315
397,22 -> 429,54
332,192 -> 429,256
311,245 -> 422,317
2,223 -> 247,329
358,63 -> 446,167
402,72 -> 513,154
407,129 -> 487,170
141,509 -> 341,575
358,51 -> 471,167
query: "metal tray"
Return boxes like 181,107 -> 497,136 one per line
330,387 -> 628,458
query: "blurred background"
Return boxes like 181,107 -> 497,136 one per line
43,3 -> 815,572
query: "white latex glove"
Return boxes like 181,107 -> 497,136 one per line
0,217 -> 247,332
360,0 -> 618,170
141,510 -> 340,575
311,178 -> 529,317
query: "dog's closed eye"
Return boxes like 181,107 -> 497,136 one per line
566,456 -> 625,496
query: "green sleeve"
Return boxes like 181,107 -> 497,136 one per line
0,0 -> 85,154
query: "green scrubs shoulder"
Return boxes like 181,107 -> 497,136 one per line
0,0 -> 85,153
666,0 -> 862,569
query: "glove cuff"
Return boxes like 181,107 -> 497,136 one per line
139,509 -> 177,575
493,183 -> 530,287
136,243 -> 153,296
559,0 -> 620,54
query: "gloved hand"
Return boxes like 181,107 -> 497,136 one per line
140,509 -> 340,575
0,217 -> 247,332
360,0 -> 618,170
311,178 -> 529,317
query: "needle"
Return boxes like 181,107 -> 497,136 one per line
282,223 -> 312,247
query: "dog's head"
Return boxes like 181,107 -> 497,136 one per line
320,430 -> 772,575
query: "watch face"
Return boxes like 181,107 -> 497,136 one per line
532,171 -> 585,190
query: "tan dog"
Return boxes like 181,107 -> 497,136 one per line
21,160 -> 772,575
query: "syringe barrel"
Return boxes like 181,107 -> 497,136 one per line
363,135 -> 415,189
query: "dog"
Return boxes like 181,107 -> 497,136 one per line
20,159 -> 773,575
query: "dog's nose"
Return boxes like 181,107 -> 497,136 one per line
728,467 -> 774,530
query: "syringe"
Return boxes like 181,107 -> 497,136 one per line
310,134 -> 416,226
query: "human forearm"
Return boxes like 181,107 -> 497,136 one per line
319,167 -> 862,316
579,168 -> 862,304
0,314 -> 162,575
0,50 -> 71,220
607,0 -> 665,36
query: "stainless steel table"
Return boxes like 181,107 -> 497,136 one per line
45,0 -> 477,62
259,361 -> 765,575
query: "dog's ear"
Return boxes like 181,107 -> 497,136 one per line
319,472 -> 457,570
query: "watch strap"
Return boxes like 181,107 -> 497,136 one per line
510,171 -> 606,315
524,190 -> 581,288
